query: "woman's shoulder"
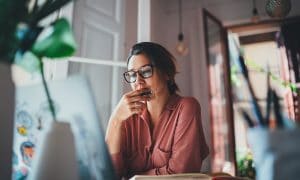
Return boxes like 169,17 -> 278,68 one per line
172,95 -> 201,114
175,96 -> 202,123
178,96 -> 200,107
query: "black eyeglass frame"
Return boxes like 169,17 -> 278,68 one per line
123,64 -> 154,83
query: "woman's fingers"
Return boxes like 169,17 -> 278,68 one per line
131,107 -> 143,115
126,89 -> 143,96
130,101 -> 145,110
130,101 -> 145,108
129,101 -> 145,114
126,88 -> 151,98
124,90 -> 148,104
117,89 -> 150,118
128,95 -> 148,103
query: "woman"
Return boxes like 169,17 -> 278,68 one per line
106,42 -> 209,179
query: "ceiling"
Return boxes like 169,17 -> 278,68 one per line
161,0 -> 300,25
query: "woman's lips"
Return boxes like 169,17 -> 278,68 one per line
139,88 -> 152,97
137,85 -> 152,98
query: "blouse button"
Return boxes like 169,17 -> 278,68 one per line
149,146 -> 154,153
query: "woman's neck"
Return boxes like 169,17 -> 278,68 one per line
147,90 -> 171,124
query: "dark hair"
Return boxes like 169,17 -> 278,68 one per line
127,42 -> 179,94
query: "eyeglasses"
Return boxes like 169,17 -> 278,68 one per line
123,64 -> 154,83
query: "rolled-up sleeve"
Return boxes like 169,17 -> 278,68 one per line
109,123 -> 127,179
110,151 -> 125,178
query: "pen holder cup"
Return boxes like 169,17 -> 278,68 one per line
247,127 -> 300,180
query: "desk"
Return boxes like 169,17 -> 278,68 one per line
130,173 -> 251,180
130,173 -> 210,180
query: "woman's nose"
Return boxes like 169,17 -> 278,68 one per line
135,72 -> 145,84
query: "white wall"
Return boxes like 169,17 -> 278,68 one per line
151,0 -> 211,172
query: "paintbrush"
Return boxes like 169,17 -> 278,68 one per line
265,64 -> 272,127
238,55 -> 265,126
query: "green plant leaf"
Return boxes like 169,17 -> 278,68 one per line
31,18 -> 77,58
30,0 -> 72,25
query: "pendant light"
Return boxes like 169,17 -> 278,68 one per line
251,0 -> 260,23
175,0 -> 188,56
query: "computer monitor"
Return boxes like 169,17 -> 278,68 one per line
12,75 -> 116,180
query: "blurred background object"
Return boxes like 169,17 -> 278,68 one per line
266,0 -> 292,18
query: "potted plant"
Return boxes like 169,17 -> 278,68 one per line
0,0 -> 76,179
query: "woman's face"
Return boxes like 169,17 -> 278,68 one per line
127,54 -> 169,97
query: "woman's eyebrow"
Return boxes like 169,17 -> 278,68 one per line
128,64 -> 149,72
127,67 -> 138,71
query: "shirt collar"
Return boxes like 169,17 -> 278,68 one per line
140,93 -> 181,120
140,108 -> 149,122
165,93 -> 181,110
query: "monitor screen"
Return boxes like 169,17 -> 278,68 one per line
13,75 -> 115,180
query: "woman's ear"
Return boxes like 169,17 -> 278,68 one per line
157,69 -> 168,81
164,73 -> 170,81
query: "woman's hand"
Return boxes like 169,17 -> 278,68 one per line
110,89 -> 149,123
106,88 -> 151,154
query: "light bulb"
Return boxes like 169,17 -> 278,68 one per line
176,33 -> 189,56
251,0 -> 260,23
251,8 -> 260,23
176,41 -> 188,56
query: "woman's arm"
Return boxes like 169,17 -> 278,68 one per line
106,116 -> 123,154
106,89 -> 147,153
140,97 -> 209,175
105,89 -> 148,177
106,117 -> 125,178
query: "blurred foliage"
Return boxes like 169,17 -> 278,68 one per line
0,0 -> 28,62
237,151 -> 256,179
0,0 -> 75,122
0,0 -> 73,64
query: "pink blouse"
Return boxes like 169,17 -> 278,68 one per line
110,94 -> 209,179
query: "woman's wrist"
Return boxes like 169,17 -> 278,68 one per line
109,114 -> 124,127
107,118 -> 123,154
112,118 -> 123,129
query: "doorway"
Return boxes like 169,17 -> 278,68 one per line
227,22 -> 294,178
203,9 -> 300,177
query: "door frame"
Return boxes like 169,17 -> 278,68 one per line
203,8 -> 236,174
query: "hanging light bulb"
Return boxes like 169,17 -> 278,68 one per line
175,0 -> 188,56
176,32 -> 188,56
251,0 -> 260,23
